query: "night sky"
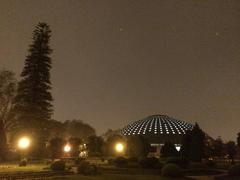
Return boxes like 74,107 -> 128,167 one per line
1,0 -> 240,140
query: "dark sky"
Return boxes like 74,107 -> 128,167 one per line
1,0 -> 240,141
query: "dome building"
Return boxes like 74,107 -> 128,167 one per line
121,114 -> 194,155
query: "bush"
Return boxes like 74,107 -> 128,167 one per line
107,158 -> 114,165
101,157 -> 105,162
228,164 -> 240,176
50,160 -> 65,171
114,156 -> 128,167
19,159 -> 27,167
6,151 -> 20,161
161,141 -> 179,157
45,159 -> 52,165
77,161 -> 98,175
161,163 -> 183,178
189,162 -> 207,169
139,157 -> 159,169
128,157 -> 138,162
166,157 -> 189,168
205,159 -> 216,168
75,157 -> 86,165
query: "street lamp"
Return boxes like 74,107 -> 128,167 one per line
18,137 -> 30,150
18,136 -> 31,165
64,144 -> 71,153
115,143 -> 124,153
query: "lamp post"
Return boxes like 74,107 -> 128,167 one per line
18,137 -> 30,150
18,136 -> 31,162
115,142 -> 125,155
63,144 -> 71,157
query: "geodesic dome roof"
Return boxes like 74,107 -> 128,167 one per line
121,114 -> 193,136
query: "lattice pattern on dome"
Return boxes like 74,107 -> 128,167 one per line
121,115 -> 193,136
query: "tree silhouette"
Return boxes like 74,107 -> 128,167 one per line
161,141 -> 178,157
0,70 -> 16,160
63,119 -> 96,140
127,136 -> 150,158
47,137 -> 65,160
212,136 -> 224,158
225,141 -> 237,164
69,137 -> 82,157
181,123 -> 205,162
13,22 -> 53,157
237,133 -> 240,148
87,135 -> 104,157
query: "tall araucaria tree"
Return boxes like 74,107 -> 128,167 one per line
13,23 -> 53,157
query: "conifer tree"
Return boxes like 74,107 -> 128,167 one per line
181,123 -> 205,162
14,23 -> 53,157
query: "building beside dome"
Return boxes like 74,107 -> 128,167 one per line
121,114 -> 194,155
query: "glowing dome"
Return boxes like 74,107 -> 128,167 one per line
121,115 -> 193,144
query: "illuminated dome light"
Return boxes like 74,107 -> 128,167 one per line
121,114 -> 193,136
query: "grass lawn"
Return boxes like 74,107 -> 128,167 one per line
0,163 -> 48,173
51,174 -> 188,180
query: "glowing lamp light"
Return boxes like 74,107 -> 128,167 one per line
175,146 -> 181,152
18,137 -> 30,149
64,144 -> 71,152
115,143 -> 124,153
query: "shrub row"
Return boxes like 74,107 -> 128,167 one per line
228,164 -> 240,176
50,159 -> 98,176
111,156 -> 187,169
110,156 -> 183,177
50,160 -> 65,171
77,160 -> 98,175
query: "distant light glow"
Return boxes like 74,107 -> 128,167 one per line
176,146 -> 181,152
18,137 -> 30,149
115,143 -> 124,153
64,144 -> 71,152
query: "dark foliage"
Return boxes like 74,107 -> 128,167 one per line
126,136 -> 150,158
47,137 -> 65,159
75,157 -> 86,165
128,157 -> 138,162
237,133 -> 240,148
69,137 -> 82,157
46,120 -> 65,139
212,137 -> 224,158
104,134 -> 125,156
19,159 -> 27,166
225,141 -> 237,164
161,141 -> 179,157
161,163 -> 183,178
181,123 -> 205,162
0,70 -> 16,160
166,157 -> 189,168
107,158 -> 115,165
228,164 -> 240,176
63,120 -> 95,140
50,159 -> 65,171
139,157 -> 159,169
205,159 -> 216,168
114,156 -> 128,167
87,135 -> 104,157
77,160 -> 98,175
